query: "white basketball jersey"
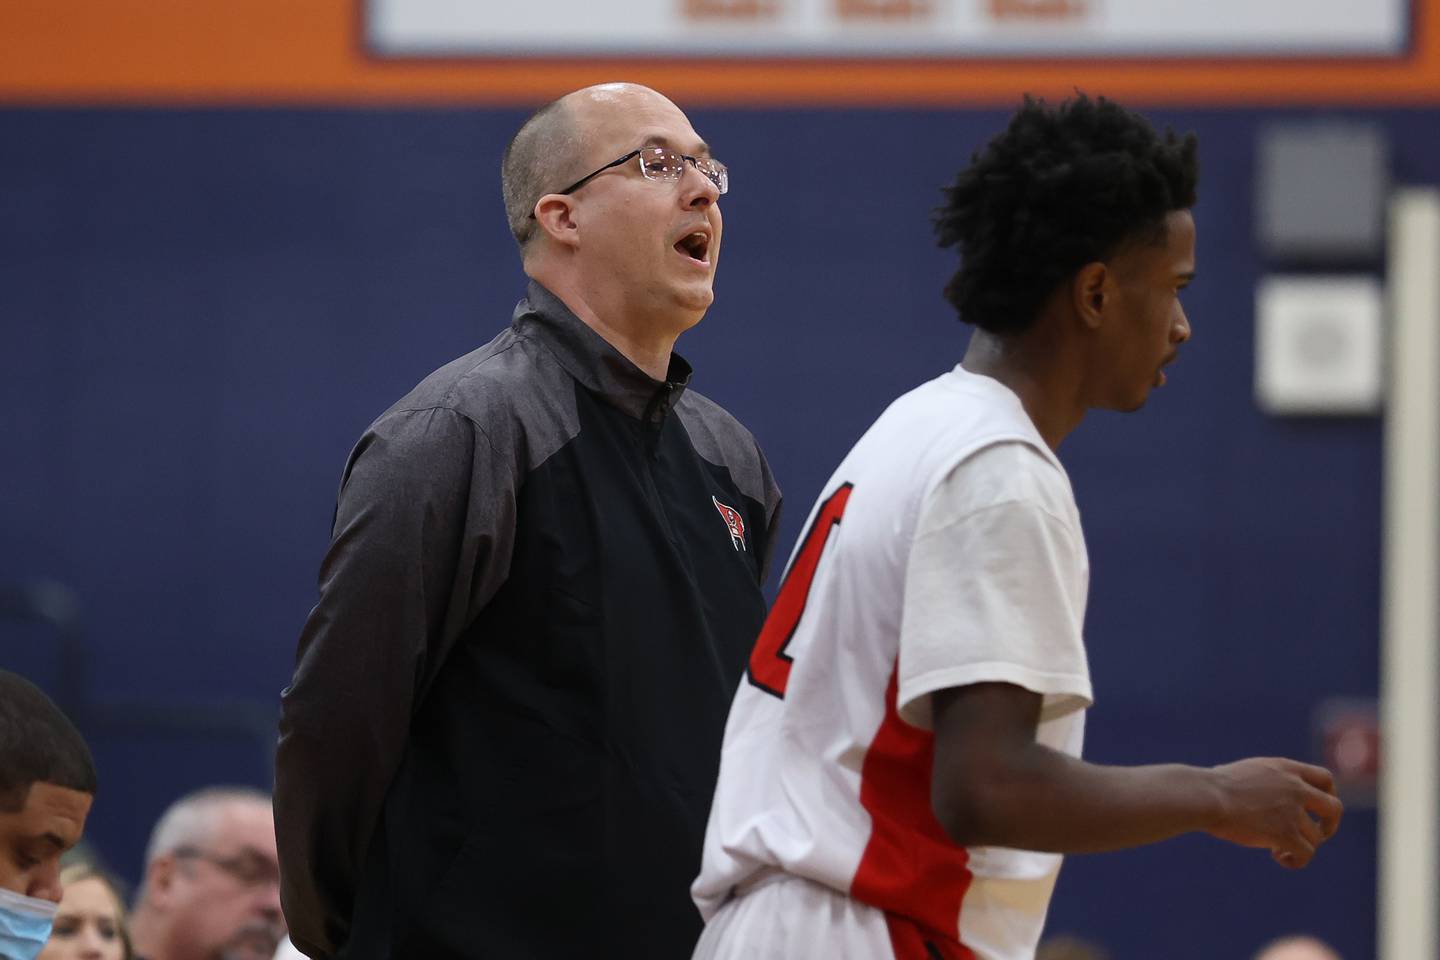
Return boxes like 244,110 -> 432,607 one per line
694,366 -> 1094,960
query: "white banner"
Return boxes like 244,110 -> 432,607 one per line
367,0 -> 1409,59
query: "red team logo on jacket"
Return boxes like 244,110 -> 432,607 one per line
712,496 -> 747,551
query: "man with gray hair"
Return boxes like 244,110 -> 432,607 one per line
129,787 -> 284,960
276,83 -> 780,959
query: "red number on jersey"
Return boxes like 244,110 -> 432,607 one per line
747,483 -> 853,698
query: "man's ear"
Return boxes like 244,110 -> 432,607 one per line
1073,261 -> 1109,331
532,194 -> 581,250
145,855 -> 179,909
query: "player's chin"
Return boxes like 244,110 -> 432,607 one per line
1103,389 -> 1150,414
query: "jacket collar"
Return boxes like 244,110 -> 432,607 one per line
512,281 -> 693,422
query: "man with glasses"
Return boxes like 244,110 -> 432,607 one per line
275,82 -> 781,959
129,787 -> 284,960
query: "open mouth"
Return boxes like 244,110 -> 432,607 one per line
674,231 -> 711,264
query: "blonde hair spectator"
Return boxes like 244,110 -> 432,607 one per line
37,863 -> 131,960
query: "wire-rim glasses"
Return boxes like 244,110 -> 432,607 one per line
171,846 -> 281,890
554,146 -> 729,198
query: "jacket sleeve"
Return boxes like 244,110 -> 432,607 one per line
274,405 -> 518,958
755,440 -> 783,587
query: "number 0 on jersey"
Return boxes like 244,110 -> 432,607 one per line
747,483 -> 854,698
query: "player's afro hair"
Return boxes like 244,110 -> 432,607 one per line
933,94 -> 1198,335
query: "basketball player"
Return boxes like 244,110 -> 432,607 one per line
691,95 -> 1343,960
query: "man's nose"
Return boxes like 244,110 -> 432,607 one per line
256,881 -> 284,923
681,163 -> 719,208
1173,304 -> 1192,343
29,861 -> 62,903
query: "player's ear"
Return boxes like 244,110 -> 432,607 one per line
1073,262 -> 1108,330
532,194 -> 581,250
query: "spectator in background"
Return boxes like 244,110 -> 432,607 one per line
37,863 -> 130,960
127,788 -> 283,960
0,670 -> 97,960
1255,935 -> 1342,960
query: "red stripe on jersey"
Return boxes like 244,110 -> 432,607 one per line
852,666 -> 975,959
747,483 -> 853,698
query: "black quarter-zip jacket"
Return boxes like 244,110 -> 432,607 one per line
276,282 -> 781,959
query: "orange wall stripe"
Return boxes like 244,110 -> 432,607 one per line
1,0 -> 1437,107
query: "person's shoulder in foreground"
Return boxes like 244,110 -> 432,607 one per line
275,81 -> 777,960
691,92 -> 1342,960
0,670 -> 97,960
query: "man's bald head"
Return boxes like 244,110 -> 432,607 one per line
1254,935 -> 1342,960
502,95 -> 579,250
500,82 -> 676,253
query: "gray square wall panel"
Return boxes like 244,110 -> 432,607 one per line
1255,275 -> 1384,416
1257,122 -> 1389,260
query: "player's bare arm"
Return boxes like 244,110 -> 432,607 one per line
930,682 -> 1343,868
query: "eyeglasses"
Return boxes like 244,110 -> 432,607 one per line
553,146 -> 729,198
171,846 -> 281,890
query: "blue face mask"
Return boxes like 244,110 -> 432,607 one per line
0,886 -> 58,960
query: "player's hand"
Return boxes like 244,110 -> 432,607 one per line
1204,757 -> 1343,869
